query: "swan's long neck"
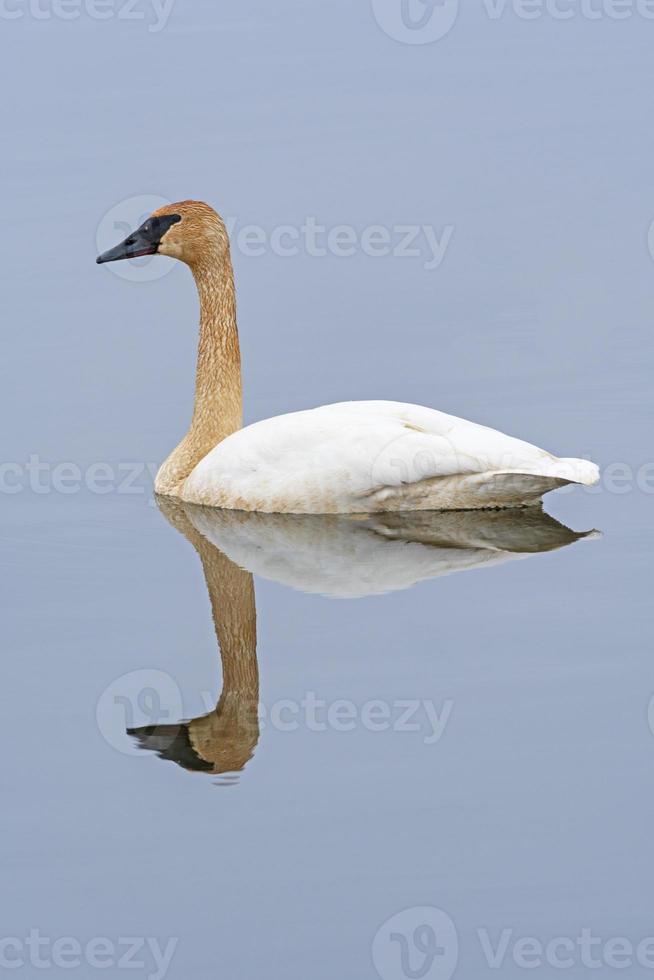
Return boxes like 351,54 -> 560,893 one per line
155,252 -> 242,495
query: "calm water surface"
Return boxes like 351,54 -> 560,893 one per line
3,469 -> 651,978
2,1 -> 654,978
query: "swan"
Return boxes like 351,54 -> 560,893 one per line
96,200 -> 600,513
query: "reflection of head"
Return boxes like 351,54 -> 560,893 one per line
129,690 -> 260,776
128,723 -> 213,774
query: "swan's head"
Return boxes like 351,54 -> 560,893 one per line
96,200 -> 229,270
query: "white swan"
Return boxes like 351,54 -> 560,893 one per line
97,200 -> 599,513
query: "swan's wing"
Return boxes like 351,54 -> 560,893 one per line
183,401 -> 598,513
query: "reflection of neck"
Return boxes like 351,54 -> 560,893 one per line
157,498 -> 259,775
155,252 -> 243,496
198,532 -> 258,697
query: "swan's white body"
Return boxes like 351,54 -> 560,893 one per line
181,400 -> 599,514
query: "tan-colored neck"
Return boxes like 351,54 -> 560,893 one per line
155,251 -> 243,496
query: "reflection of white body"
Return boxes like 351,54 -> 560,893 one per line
184,504 -> 596,598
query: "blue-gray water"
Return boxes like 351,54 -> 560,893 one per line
2,2 -> 653,978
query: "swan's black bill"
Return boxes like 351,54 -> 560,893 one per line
96,213 -> 181,264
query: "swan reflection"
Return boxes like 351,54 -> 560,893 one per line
184,504 -> 597,599
128,501 -> 597,777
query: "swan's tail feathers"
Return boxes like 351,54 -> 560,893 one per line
552,458 -> 601,487
497,457 -> 600,490
475,472 -> 572,507
468,458 -> 599,508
